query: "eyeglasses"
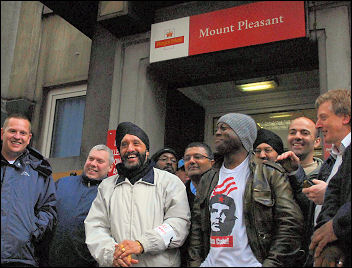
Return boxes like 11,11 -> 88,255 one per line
158,157 -> 177,164
254,148 -> 274,154
183,154 -> 212,162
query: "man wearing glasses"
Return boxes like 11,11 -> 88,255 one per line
182,142 -> 214,210
253,128 -> 284,162
151,147 -> 178,174
180,142 -> 214,267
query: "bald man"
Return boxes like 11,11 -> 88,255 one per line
276,116 -> 324,266
286,117 -> 322,175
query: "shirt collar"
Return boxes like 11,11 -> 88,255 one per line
331,132 -> 351,156
190,181 -> 197,195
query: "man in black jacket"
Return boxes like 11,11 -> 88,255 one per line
308,89 -> 351,267
48,144 -> 114,267
311,145 -> 350,267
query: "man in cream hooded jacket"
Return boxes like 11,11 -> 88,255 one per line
84,122 -> 190,267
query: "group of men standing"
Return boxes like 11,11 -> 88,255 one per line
1,89 -> 350,267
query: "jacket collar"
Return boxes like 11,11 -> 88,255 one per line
82,174 -> 104,186
115,166 -> 155,185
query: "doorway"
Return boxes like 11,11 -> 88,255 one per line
164,88 -> 205,159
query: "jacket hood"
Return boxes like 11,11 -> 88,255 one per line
26,147 -> 53,178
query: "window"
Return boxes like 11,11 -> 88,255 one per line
41,84 -> 86,158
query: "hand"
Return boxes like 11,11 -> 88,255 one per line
276,151 -> 300,172
302,179 -> 327,204
113,241 -> 141,267
309,220 -> 338,259
313,244 -> 344,267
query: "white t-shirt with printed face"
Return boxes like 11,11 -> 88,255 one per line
201,156 -> 262,267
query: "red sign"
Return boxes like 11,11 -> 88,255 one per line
151,1 -> 306,62
106,130 -> 121,177
189,1 -> 306,56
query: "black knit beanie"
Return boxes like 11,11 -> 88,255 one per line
253,128 -> 284,155
151,147 -> 178,163
115,122 -> 150,151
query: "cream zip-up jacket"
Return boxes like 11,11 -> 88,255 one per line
84,167 -> 191,267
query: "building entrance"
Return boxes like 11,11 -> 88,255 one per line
150,38 -> 321,156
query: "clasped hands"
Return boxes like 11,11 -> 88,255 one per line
113,240 -> 143,267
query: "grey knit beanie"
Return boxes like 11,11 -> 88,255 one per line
217,113 -> 257,152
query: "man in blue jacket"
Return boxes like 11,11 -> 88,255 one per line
1,113 -> 57,267
48,144 -> 114,267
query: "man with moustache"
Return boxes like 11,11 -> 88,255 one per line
179,142 -> 214,267
183,142 -> 214,210
84,122 -> 190,267
188,113 -> 304,267
151,147 -> 178,174
253,128 -> 284,162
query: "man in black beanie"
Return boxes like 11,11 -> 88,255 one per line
253,128 -> 284,162
85,121 -> 190,267
114,121 -> 151,182
151,147 -> 178,175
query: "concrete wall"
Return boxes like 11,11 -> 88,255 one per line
1,1 -> 22,100
108,32 -> 167,157
308,2 -> 351,93
114,34 -> 167,156
1,1 -> 92,147
79,24 -> 117,167
33,13 -> 92,152
40,15 -> 92,87
6,2 -> 42,101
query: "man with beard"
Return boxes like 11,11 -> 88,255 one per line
151,147 -> 178,174
188,113 -> 304,267
84,122 -> 190,267
253,128 -> 284,162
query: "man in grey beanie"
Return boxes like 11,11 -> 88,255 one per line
188,113 -> 305,267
